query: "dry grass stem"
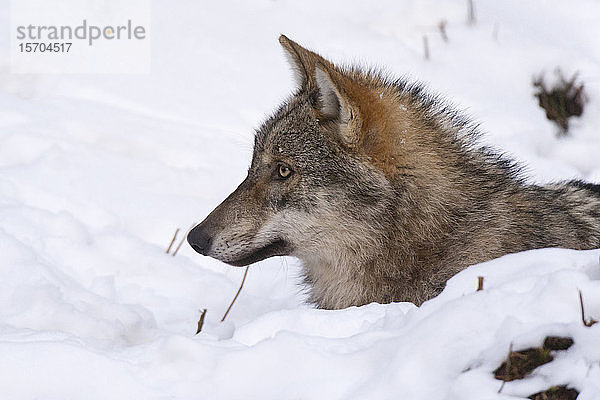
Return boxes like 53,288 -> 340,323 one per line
579,290 -> 598,327
172,224 -> 195,256
497,342 -> 513,393
196,308 -> 207,334
467,0 -> 476,25
221,266 -> 249,322
438,20 -> 448,42
477,276 -> 484,291
166,228 -> 179,254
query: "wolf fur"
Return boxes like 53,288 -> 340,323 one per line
188,35 -> 600,309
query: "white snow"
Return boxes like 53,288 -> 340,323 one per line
1,0 -> 600,398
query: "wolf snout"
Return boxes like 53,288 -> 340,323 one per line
187,224 -> 213,255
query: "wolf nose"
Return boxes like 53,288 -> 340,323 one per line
187,224 -> 213,256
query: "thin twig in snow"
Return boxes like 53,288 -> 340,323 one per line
477,276 -> 484,291
579,289 -> 598,327
172,224 -> 195,256
221,266 -> 249,322
438,20 -> 448,42
196,308 -> 207,334
166,228 -> 179,254
498,342 -> 513,393
467,0 -> 476,25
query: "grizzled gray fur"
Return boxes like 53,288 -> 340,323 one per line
188,36 -> 600,309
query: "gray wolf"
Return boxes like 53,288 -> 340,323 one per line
188,35 -> 600,309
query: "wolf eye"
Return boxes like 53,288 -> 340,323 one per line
277,164 -> 293,179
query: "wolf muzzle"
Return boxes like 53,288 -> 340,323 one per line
186,177 -> 293,266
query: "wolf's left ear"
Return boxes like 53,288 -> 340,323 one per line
279,35 -> 360,145
315,65 -> 351,121
315,64 -> 360,146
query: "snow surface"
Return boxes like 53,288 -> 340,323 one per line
1,0 -> 600,398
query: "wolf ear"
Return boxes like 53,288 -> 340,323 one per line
315,65 -> 351,122
315,64 -> 360,146
279,35 -> 359,145
279,34 -> 327,88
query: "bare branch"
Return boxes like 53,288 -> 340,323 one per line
579,290 -> 598,327
467,0 -> 476,25
172,224 -> 195,256
196,308 -> 207,334
477,276 -> 484,291
221,267 -> 250,322
166,228 -> 179,254
498,342 -> 513,393
438,20 -> 448,42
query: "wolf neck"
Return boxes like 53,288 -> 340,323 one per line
303,96 -> 524,309
301,204 -> 455,310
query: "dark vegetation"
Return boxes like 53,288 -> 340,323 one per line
528,386 -> 579,400
533,70 -> 587,136
494,336 -> 573,382
494,336 -> 578,398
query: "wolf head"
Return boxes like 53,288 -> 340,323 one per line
188,35 -> 419,269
